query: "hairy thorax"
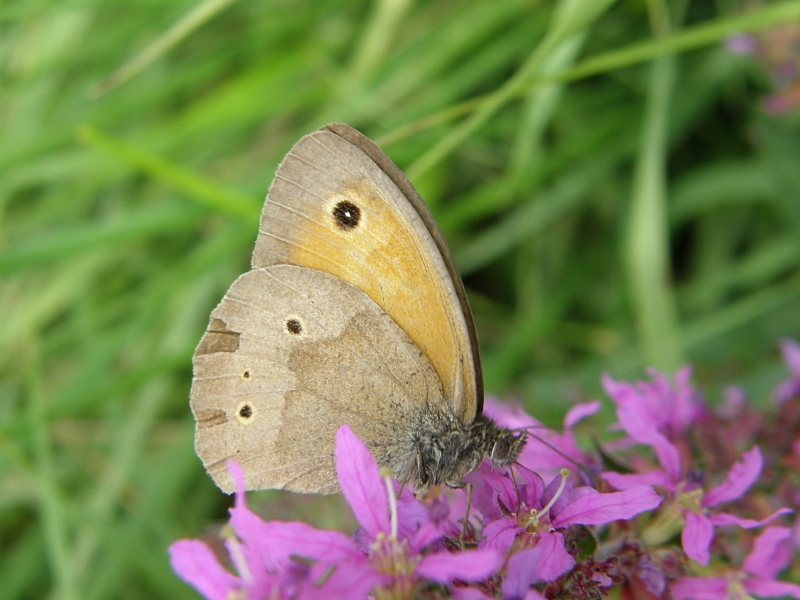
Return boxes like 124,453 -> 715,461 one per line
377,407 -> 527,493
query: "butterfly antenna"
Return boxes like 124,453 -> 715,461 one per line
513,425 -> 598,487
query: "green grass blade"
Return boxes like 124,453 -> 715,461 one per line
76,127 -> 260,221
625,53 -> 684,372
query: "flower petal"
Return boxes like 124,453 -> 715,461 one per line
725,34 -> 758,55
741,526 -> 793,579
228,512 -> 357,570
779,338 -> 800,377
552,485 -> 661,528
744,578 -> 800,599
718,386 -> 746,419
228,460 -> 246,508
453,589 -> 495,600
169,540 -> 240,600
601,470 -> 672,491
774,379 -> 800,406
708,507 -> 793,530
483,397 -> 538,429
417,549 -> 503,584
335,425 -> 390,537
564,401 -> 601,429
622,411 -> 682,481
670,366 -> 703,429
682,511 -> 713,565
702,447 -> 762,508
502,547 -> 536,599
670,577 -> 728,600
501,532 -> 574,599
602,371 -> 695,481
225,461 -> 274,579
480,518 -> 521,554
637,555 -> 666,596
530,532 -> 575,582
300,561 -> 385,600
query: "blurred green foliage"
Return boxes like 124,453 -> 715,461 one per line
2,0 -> 800,598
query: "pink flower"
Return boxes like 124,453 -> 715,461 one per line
170,461 -> 381,600
466,460 -> 659,596
169,426 -> 503,600
602,368 -> 702,482
671,526 -> 800,599
674,446 -> 793,565
774,338 -> 800,405
604,444 -> 791,565
725,33 -> 759,55
603,367 -> 702,436
501,532 -> 574,600
170,352 -> 799,599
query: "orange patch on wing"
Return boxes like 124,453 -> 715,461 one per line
284,179 -> 473,417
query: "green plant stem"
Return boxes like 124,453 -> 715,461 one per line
25,343 -> 78,600
624,0 -> 684,372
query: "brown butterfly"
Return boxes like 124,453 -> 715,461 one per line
190,124 -> 525,494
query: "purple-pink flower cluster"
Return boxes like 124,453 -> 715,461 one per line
726,25 -> 800,115
170,340 -> 800,599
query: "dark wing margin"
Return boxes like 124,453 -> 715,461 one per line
322,123 -> 484,416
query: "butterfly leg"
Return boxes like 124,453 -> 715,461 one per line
455,482 -> 473,546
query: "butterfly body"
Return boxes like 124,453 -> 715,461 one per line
400,412 -> 526,493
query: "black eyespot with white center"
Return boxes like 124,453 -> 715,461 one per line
236,400 -> 256,424
332,200 -> 361,230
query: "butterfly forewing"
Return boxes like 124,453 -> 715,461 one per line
251,126 -> 480,422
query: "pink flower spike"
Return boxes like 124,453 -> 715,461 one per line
417,549 -> 503,584
502,532 -> 575,599
682,511 -> 714,565
169,540 -> 240,600
702,447 -> 762,508
552,485 -> 661,528
335,424 -> 390,537
742,526 -> 793,579
670,577 -> 727,600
